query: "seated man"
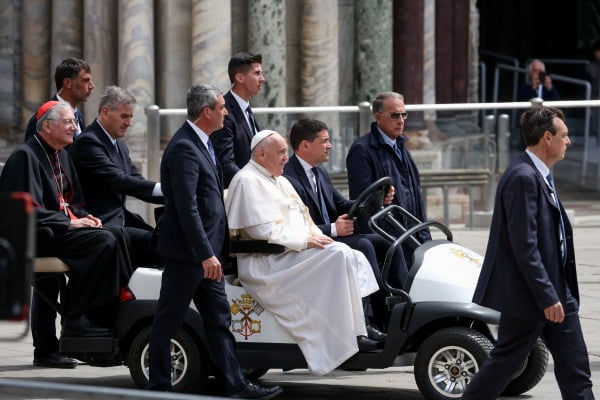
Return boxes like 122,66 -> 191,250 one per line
0,101 -> 133,365
283,118 -> 402,329
225,130 -> 380,376
69,86 -> 163,266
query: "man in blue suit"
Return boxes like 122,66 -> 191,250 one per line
211,52 -> 264,188
346,92 -> 430,269
462,107 -> 594,399
148,84 -> 281,399
283,118 -> 401,331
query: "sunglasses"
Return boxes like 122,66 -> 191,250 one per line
380,112 -> 408,120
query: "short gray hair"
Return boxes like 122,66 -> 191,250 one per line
372,92 -> 404,115
98,85 -> 137,114
36,101 -> 72,133
187,84 -> 221,120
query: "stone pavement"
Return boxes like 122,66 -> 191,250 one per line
1,207 -> 600,399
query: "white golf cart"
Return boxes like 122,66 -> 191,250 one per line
58,178 -> 548,400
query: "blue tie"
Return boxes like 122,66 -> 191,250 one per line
547,173 -> 567,264
246,105 -> 258,134
312,167 -> 330,225
393,143 -> 403,161
207,139 -> 216,165
73,109 -> 82,136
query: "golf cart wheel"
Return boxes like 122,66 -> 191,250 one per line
501,338 -> 549,396
128,326 -> 208,393
414,327 -> 493,400
244,368 -> 269,380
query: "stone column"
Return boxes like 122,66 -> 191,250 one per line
0,1 -> 20,132
83,0 -> 118,121
191,0 -> 231,90
468,0 -> 480,103
355,0 -> 393,103
393,0 -> 426,130
285,0 -> 301,106
51,0 -> 83,90
118,0 -> 155,173
156,0 -> 192,140
423,0 -> 436,122
300,0 -> 341,170
231,1 -> 248,53
21,0 -> 51,128
248,0 -> 286,132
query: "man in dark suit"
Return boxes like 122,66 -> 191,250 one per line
210,52 -> 264,187
462,107 -> 594,399
148,85 -> 281,399
283,119 -> 401,331
69,85 -> 163,267
25,58 -> 94,141
346,91 -> 430,269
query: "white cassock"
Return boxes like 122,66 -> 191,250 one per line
225,160 -> 379,375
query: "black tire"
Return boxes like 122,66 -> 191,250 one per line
128,326 -> 208,393
244,368 -> 269,380
502,338 -> 549,396
414,327 -> 493,400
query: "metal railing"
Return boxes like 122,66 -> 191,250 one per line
146,99 -> 600,212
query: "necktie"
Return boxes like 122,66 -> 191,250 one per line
311,167 -> 330,224
246,105 -> 258,134
73,109 -> 82,136
207,139 -> 216,165
547,173 -> 567,264
393,143 -> 403,161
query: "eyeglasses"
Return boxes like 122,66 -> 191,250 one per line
49,119 -> 77,127
379,112 -> 408,120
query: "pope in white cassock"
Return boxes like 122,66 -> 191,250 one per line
225,130 -> 380,375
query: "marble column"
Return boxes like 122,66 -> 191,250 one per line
21,0 -> 51,129
156,0 -> 192,140
231,1 -> 248,54
83,0 -> 118,121
423,0 -> 436,122
393,0 -> 426,130
338,0 -> 355,150
118,0 -> 155,174
191,0 -> 231,91
300,0 -> 341,170
285,0 -> 301,106
0,1 -> 20,130
248,0 -> 286,132
51,0 -> 83,90
354,0 -> 393,103
468,0 -> 480,103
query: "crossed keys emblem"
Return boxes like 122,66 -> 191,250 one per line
230,293 -> 264,340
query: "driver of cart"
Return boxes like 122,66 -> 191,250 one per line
225,130 -> 382,375
283,118 -> 405,331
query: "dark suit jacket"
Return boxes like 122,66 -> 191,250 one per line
283,154 -> 352,235
346,122 -> 430,241
69,120 -> 162,227
210,91 -> 259,188
25,94 -> 86,141
0,136 -> 88,236
156,122 -> 228,263
517,83 -> 560,101
473,152 -> 579,321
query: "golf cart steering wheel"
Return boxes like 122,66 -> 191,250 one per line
347,177 -> 392,220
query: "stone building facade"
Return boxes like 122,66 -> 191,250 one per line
0,0 -> 480,176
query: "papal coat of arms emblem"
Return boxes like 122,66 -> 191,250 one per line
230,293 -> 264,340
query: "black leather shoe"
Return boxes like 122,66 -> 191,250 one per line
366,325 -> 387,342
357,335 -> 379,352
33,352 -> 77,369
62,315 -> 112,337
230,383 -> 283,400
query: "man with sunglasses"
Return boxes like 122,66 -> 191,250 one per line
346,91 -> 430,274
